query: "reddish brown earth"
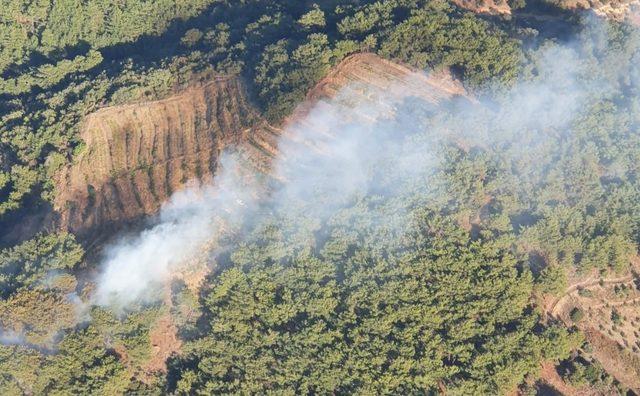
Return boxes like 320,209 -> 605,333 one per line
538,362 -> 585,396
53,77 -> 274,239
302,53 -> 465,105
583,327 -> 640,390
451,0 -> 511,14
53,53 -> 465,240
146,313 -> 182,374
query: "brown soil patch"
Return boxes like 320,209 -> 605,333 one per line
278,53 -> 468,167
145,313 -> 182,374
112,343 -> 130,366
583,327 -> 640,390
53,77 -> 270,239
451,0 -> 512,14
539,362 -> 585,395
299,53 -> 466,115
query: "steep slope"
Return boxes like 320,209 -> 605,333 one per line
53,53 -> 465,240
53,77 -> 269,238
451,0 -> 511,15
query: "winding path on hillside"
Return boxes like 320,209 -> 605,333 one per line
548,274 -> 634,317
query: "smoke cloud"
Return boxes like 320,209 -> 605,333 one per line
0,329 -> 25,346
92,16 -> 640,311
93,154 -> 259,309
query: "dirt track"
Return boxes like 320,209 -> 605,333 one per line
548,274 -> 634,316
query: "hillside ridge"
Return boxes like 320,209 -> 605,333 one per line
52,53 -> 466,239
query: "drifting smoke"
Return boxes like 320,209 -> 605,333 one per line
0,329 -> 25,346
94,155 -> 259,309
93,17 -> 640,311
93,79 -> 443,310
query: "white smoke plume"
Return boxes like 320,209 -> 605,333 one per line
93,154 -> 258,309
0,329 -> 25,346
92,81 -> 437,311
92,17 -> 640,311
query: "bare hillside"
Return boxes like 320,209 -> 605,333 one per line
53,77 -> 269,237
451,0 -> 512,15
53,53 -> 465,239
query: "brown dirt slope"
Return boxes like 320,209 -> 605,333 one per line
53,77 -> 271,238
451,0 -> 511,14
303,53 -> 465,107
53,53 -> 465,239
274,53 -> 467,174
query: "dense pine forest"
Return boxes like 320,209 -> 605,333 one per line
1,0 -> 640,394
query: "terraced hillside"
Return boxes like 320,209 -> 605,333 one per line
53,53 -> 465,239
303,53 -> 465,108
548,262 -> 640,391
53,77 -> 269,238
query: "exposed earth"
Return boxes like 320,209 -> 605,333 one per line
50,42 -> 640,396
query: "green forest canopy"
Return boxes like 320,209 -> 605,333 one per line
0,0 -> 639,394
